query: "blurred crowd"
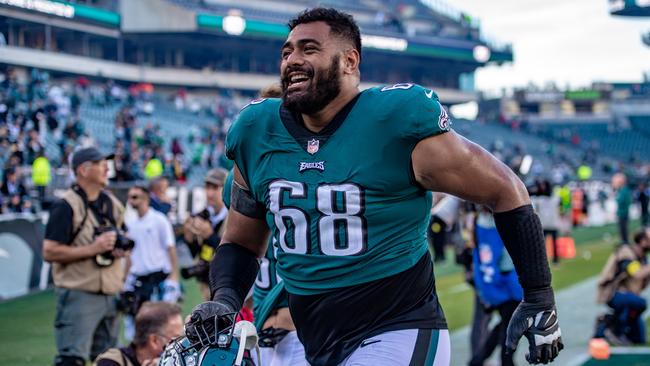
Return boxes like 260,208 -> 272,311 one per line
109,86 -> 243,183
0,67 -> 250,214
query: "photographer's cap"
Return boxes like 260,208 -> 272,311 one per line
72,147 -> 115,171
205,168 -> 227,186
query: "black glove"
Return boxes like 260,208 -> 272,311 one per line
506,288 -> 564,364
185,300 -> 235,343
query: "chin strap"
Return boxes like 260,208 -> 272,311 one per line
234,321 -> 260,366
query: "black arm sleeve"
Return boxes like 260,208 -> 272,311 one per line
95,359 -> 121,366
494,204 -> 553,300
44,200 -> 74,244
209,243 -> 260,311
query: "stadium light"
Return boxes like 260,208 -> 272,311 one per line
450,101 -> 478,120
223,13 -> 246,36
472,45 -> 491,63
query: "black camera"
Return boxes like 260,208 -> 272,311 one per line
180,260 -> 210,281
94,226 -> 136,267
194,208 -> 210,221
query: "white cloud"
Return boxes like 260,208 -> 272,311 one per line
449,0 -> 650,93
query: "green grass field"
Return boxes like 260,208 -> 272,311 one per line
0,221 -> 644,365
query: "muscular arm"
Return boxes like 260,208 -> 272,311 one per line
43,239 -> 97,264
412,130 -> 552,292
412,130 -> 529,212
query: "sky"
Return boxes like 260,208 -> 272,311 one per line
448,0 -> 650,93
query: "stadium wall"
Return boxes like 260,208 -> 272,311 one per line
0,214 -> 48,300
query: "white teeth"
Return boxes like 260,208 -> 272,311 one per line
290,74 -> 309,84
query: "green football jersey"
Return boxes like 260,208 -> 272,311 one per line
222,169 -> 234,208
226,83 -> 450,295
253,237 -> 289,322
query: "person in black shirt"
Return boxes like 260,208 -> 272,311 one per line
94,302 -> 184,366
1,167 -> 27,199
43,147 -> 128,366
637,182 -> 649,228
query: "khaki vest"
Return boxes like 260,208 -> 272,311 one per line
93,348 -> 135,366
51,188 -> 125,295
597,245 -> 646,303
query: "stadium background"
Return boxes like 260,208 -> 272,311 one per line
0,0 -> 649,365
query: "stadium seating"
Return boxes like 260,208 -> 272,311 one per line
527,120 -> 650,162
629,115 -> 650,137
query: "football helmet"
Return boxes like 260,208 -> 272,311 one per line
159,313 -> 259,366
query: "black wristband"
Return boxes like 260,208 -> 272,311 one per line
493,204 -> 552,295
209,243 -> 259,311
524,286 -> 555,305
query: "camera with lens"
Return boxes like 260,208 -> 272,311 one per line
181,260 -> 210,281
194,208 -> 210,221
94,226 -> 135,267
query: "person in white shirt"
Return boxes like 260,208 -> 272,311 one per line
123,185 -> 179,339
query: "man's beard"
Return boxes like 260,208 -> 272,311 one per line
282,55 -> 341,115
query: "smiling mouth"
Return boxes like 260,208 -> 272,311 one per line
286,72 -> 311,91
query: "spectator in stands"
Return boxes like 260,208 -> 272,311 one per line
93,302 -> 183,366
42,147 -> 127,366
149,177 -> 172,216
597,229 -> 650,344
1,166 -> 26,199
182,168 -> 228,300
123,185 -> 179,340
170,137 -> 183,157
144,156 -> 164,180
25,129 -> 43,164
636,181 -> 649,227
32,152 -> 51,202
613,173 -> 632,244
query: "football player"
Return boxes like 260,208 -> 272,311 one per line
189,7 -> 563,366
223,169 -> 309,366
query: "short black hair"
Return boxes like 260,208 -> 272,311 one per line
633,230 -> 648,245
288,7 -> 362,59
130,184 -> 150,199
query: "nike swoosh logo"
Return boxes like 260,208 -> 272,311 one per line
425,90 -> 434,99
360,339 -> 381,348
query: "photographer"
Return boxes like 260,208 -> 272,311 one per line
122,185 -> 179,339
182,168 -> 228,300
43,147 -> 127,366
94,302 -> 184,366
597,229 -> 650,344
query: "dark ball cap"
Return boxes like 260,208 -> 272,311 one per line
72,147 -> 115,171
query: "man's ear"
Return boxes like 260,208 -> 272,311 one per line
342,48 -> 360,75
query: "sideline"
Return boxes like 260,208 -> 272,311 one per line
450,277 -> 650,366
